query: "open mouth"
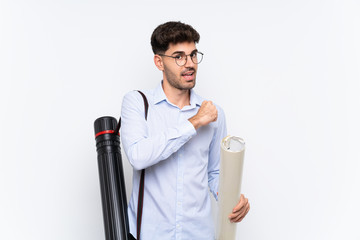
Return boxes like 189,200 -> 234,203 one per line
181,71 -> 195,81
182,72 -> 194,76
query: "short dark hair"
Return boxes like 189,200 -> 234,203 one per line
151,21 -> 200,54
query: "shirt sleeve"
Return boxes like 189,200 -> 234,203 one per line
120,91 -> 197,170
207,106 -> 227,201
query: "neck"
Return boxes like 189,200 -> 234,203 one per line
162,80 -> 190,109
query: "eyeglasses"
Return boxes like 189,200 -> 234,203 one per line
158,51 -> 204,66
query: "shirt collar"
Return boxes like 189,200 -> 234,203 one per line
153,81 -> 202,108
189,89 -> 202,107
153,81 -> 168,104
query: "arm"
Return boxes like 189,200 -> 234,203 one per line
205,104 -> 251,222
207,106 -> 227,200
120,91 -> 196,170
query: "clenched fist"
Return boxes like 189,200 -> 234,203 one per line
189,100 -> 218,129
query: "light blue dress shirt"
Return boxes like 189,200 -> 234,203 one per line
120,82 -> 227,240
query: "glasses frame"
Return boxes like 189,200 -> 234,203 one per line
158,51 -> 204,67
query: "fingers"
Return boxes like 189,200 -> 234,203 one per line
200,100 -> 218,121
189,100 -> 218,129
229,201 -> 250,222
228,194 -> 250,223
230,202 -> 250,222
232,194 -> 246,213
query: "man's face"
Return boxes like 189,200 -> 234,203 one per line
161,42 -> 198,91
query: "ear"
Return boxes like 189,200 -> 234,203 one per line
154,55 -> 164,71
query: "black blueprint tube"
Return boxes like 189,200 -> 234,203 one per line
94,116 -> 129,240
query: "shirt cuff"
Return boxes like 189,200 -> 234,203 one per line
179,119 -> 196,140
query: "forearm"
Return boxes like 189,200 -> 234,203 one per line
122,120 -> 195,170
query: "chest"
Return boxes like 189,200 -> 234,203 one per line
147,103 -> 216,156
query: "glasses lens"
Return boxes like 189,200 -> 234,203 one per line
192,52 -> 203,64
174,52 -> 204,66
175,53 -> 186,66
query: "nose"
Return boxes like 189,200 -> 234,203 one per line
184,55 -> 195,68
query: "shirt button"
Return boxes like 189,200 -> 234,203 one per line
177,202 -> 181,206
177,224 -> 180,228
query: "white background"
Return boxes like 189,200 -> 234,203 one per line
1,0 -> 359,239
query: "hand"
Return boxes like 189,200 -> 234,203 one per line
228,194 -> 250,223
189,100 -> 218,129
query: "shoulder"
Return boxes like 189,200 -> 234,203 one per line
122,88 -> 155,105
122,85 -> 159,106
122,90 -> 143,108
214,104 -> 226,129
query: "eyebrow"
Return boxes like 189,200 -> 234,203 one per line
171,49 -> 198,55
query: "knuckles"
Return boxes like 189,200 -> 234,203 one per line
198,100 -> 218,124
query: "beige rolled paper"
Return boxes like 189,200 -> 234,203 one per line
217,136 -> 245,240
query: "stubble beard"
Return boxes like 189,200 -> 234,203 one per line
164,66 -> 197,91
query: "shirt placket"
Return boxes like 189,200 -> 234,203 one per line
175,110 -> 184,240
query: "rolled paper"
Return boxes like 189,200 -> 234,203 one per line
217,136 -> 245,240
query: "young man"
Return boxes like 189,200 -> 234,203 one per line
121,21 -> 250,240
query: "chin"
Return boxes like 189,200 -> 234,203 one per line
183,80 -> 196,89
